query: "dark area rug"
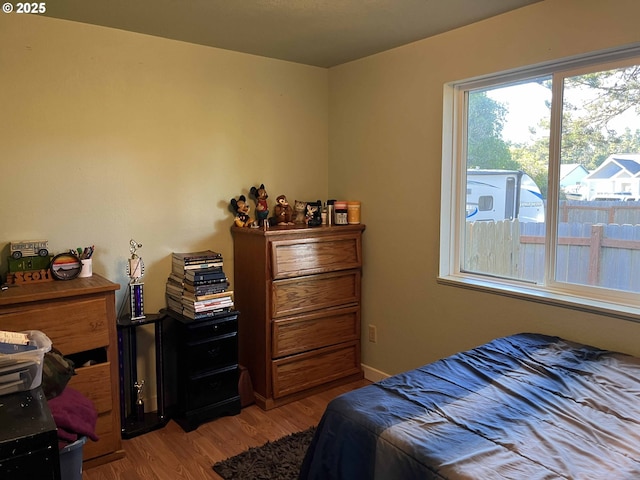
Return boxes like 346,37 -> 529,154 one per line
213,427 -> 316,480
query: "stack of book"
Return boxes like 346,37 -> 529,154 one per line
166,250 -> 234,319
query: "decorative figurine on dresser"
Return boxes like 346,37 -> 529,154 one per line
306,200 -> 323,226
293,200 -> 307,225
229,195 -> 253,228
249,184 -> 269,227
272,194 -> 294,225
232,222 -> 366,410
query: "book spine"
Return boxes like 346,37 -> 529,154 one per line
0,330 -> 29,345
0,343 -> 37,353
185,272 -> 227,282
184,277 -> 228,286
184,297 -> 234,309
185,307 -> 233,319
172,252 -> 222,263
181,262 -> 223,270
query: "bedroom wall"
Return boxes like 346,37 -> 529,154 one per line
328,0 -> 640,376
0,14 -> 328,404
0,15 -> 328,297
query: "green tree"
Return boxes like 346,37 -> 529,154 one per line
566,65 -> 640,130
561,65 -> 640,168
467,91 -> 518,170
510,140 -> 549,198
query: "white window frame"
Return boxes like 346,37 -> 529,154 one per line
438,43 -> 640,322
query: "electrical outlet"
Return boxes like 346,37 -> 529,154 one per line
368,324 -> 377,343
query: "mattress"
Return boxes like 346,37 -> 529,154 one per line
299,333 -> 640,479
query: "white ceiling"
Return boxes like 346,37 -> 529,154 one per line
43,0 -> 543,68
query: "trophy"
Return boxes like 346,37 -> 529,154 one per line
134,380 -> 145,420
126,239 -> 146,321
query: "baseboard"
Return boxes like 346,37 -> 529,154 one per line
361,363 -> 389,383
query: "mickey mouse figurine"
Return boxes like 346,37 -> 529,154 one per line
249,184 -> 269,226
230,195 -> 253,227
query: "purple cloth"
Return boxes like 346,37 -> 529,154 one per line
48,386 -> 99,445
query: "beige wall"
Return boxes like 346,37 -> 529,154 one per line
329,0 -> 640,375
1,0 -> 640,389
0,14 -> 328,401
0,14 -> 328,306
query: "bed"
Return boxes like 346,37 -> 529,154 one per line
299,333 -> 640,479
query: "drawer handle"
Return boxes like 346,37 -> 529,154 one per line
207,346 -> 221,357
208,380 -> 222,390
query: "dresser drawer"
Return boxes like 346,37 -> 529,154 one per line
270,233 -> 362,279
185,333 -> 238,374
272,341 -> 361,398
0,296 -> 109,355
272,306 -> 360,358
183,365 -> 239,411
67,362 -> 113,414
272,270 -> 360,318
83,412 -> 117,461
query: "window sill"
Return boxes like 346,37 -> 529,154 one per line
437,274 -> 640,323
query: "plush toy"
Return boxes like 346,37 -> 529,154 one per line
249,184 -> 269,226
272,194 -> 294,225
230,195 -> 253,227
293,200 -> 307,225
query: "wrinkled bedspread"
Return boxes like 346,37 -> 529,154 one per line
299,333 -> 640,479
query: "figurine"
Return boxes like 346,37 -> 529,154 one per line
134,380 -> 145,420
306,200 -> 323,226
293,200 -> 307,225
249,184 -> 269,226
272,194 -> 294,225
230,195 -> 253,227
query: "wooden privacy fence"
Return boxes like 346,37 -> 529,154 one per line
560,201 -> 640,225
465,220 -> 640,292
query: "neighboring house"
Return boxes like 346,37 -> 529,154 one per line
573,154 -> 640,200
560,164 -> 590,199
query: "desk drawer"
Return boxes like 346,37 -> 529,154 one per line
270,233 -> 362,279
272,341 -> 360,398
272,270 -> 360,318
272,306 -> 360,358
0,297 -> 109,355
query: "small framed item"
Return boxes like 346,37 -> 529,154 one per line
50,252 -> 82,280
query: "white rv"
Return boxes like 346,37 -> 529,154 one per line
466,169 -> 545,222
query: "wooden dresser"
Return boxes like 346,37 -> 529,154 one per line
232,224 -> 365,410
0,275 -> 123,468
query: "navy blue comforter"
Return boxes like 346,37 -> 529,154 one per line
299,333 -> 640,479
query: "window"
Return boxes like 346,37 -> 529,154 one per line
440,45 -> 640,318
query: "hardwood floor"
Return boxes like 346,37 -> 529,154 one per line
83,379 -> 370,480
